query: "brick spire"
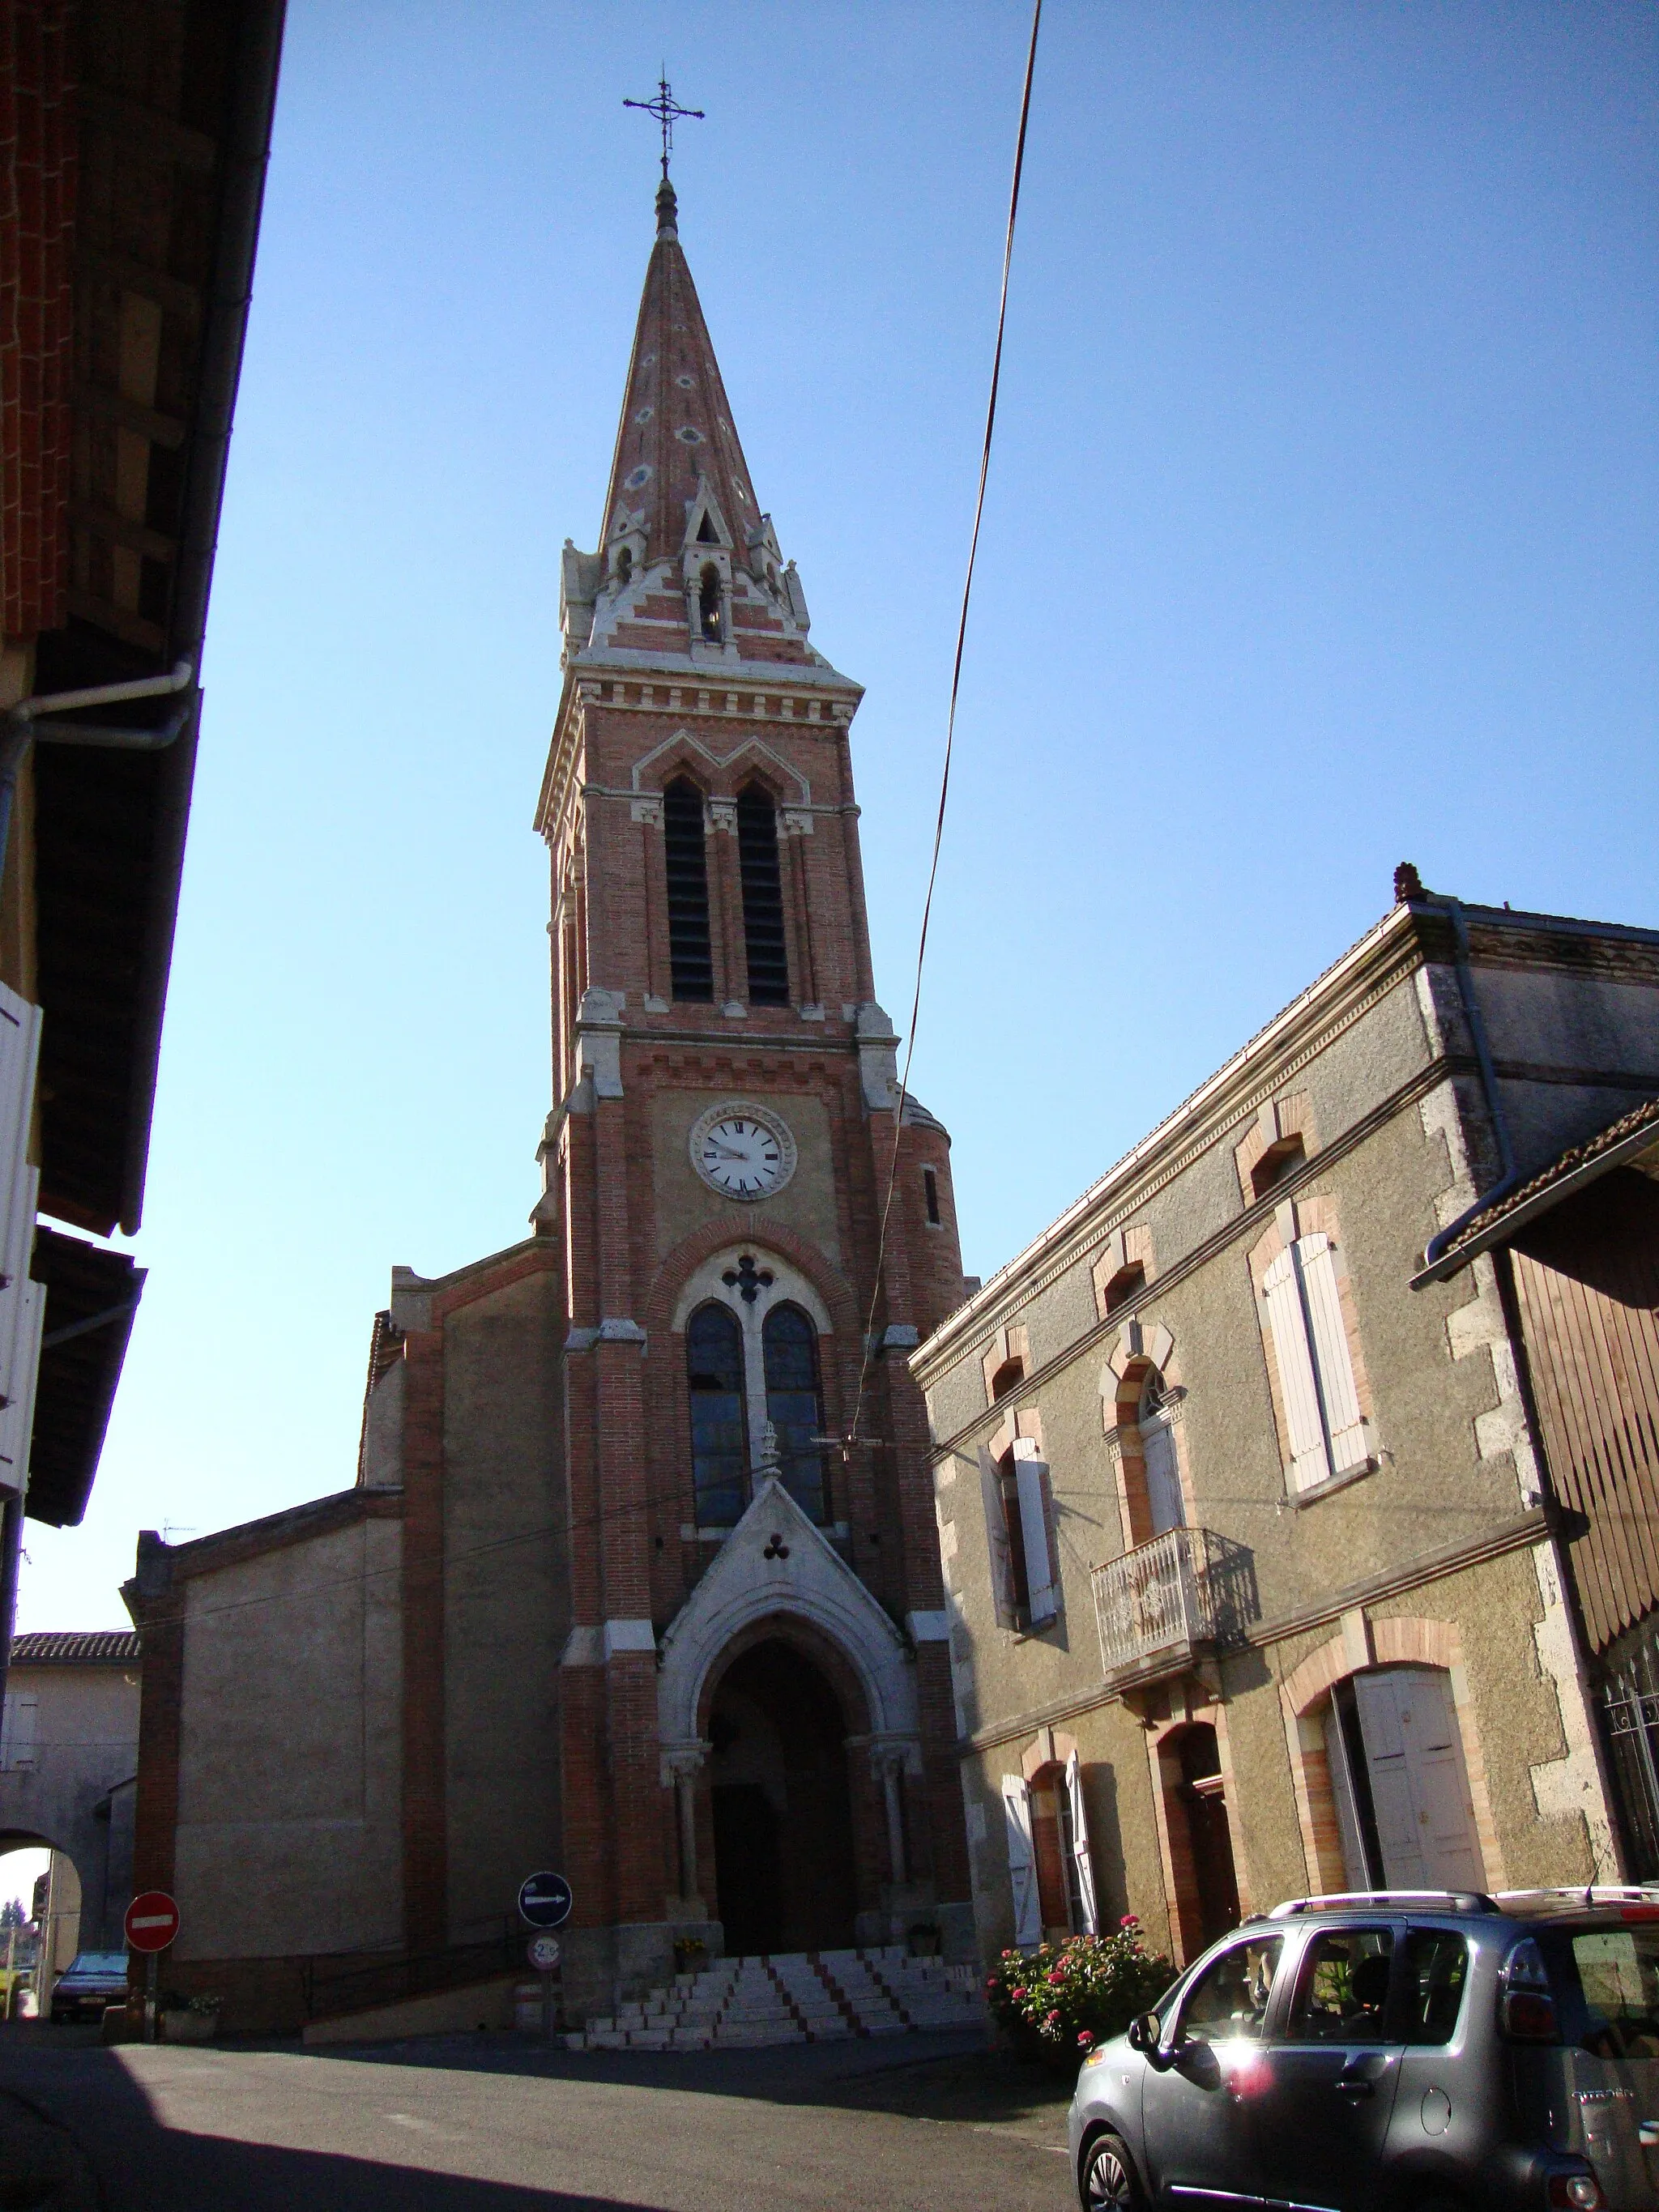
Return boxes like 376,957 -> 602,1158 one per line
597,178 -> 763,572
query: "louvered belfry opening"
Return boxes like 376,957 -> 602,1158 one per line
736,785 -> 789,1004
663,778 -> 714,1002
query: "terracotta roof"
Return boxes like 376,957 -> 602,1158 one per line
1428,1093 -> 1659,1278
10,1630 -> 139,1667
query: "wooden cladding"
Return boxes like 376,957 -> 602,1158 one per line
1511,1168 -> 1659,1656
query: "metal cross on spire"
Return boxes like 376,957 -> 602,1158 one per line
624,73 -> 704,181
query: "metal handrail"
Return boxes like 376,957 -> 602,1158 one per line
1090,1525 -> 1259,1676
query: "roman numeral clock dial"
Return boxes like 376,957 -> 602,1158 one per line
689,1102 -> 797,1201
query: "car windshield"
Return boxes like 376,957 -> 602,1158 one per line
1567,1926 -> 1659,2061
66,1954 -> 127,1975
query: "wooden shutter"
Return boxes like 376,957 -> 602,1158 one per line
1013,1439 -> 1056,1625
1353,1667 -> 1483,1890
1065,1749 -> 1099,1934
0,1279 -> 44,1493
1143,1416 -> 1184,1534
1263,1246 -> 1330,1492
1,1691 -> 37,1771
1001,1774 -> 1041,1947
1324,1698 -> 1373,1889
0,987 -> 41,1430
1296,1233 -> 1368,1474
979,1449 -> 1017,1629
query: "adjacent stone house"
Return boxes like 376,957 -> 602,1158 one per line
0,1630 -> 140,1954
910,884 -> 1659,1967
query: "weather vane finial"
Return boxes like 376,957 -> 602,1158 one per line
624,72 -> 704,182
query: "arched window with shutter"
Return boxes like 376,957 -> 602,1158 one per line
687,1303 -> 748,1526
762,1302 -> 826,1522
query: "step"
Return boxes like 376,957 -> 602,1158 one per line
558,1946 -> 987,2052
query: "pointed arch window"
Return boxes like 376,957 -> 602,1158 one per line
736,785 -> 790,1004
663,778 -> 714,1002
698,562 -> 723,641
762,1302 -> 826,1523
687,1304 -> 748,1527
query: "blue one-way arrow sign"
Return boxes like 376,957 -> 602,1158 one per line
518,1870 -> 574,1929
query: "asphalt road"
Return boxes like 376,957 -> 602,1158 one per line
0,2024 -> 1077,2210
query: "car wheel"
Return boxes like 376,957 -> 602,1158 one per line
1082,2132 -> 1141,2212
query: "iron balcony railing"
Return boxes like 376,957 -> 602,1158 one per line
1091,1525 -> 1259,1679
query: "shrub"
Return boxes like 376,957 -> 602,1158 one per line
985,1917 -> 1174,2065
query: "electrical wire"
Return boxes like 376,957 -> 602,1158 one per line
848,0 -> 1045,1457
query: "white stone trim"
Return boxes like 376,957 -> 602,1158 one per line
657,1477 -> 919,1746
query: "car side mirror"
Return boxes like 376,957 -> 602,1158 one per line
1128,2012 -> 1167,2065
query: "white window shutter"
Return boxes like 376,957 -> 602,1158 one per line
1001,1774 -> 1041,1947
1013,1439 -> 1056,1624
1263,1246 -> 1330,1491
1065,1749 -> 1099,1934
0,1276 -> 44,1493
1142,1416 -> 1184,1534
0,988 -> 41,1426
2,1691 -> 37,1772
979,1449 -> 1017,1629
1295,1234 -> 1368,1473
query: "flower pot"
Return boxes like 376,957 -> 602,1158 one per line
160,2010 -> 218,2044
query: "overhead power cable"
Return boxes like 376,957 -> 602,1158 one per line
849,0 -> 1045,1451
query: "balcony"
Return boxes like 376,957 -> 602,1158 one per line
1090,1526 -> 1259,1686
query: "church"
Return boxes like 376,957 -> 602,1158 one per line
125,173 -> 975,2032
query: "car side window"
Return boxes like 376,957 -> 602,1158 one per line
1284,1927 -> 1393,2043
1179,1937 -> 1284,2044
1398,1929 -> 1469,2045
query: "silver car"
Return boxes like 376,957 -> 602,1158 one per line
1069,1888 -> 1659,2212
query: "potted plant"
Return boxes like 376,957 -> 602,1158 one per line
984,1918 -> 1174,2076
672,1936 -> 707,1977
160,1993 -> 221,2044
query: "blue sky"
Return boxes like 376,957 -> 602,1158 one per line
18,0 -> 1656,1630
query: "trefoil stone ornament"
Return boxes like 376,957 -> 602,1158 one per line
722,1254 -> 774,1304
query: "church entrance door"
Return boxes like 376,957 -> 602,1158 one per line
707,1639 -> 857,1955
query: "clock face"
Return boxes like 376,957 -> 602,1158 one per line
689,1103 -> 796,1200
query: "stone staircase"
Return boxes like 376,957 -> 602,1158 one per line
552,1946 -> 985,2051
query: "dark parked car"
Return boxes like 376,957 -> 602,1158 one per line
49,1951 -> 129,2023
1070,1888 -> 1659,2212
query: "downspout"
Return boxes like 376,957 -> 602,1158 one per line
0,660 -> 198,884
1422,896 -> 1521,1269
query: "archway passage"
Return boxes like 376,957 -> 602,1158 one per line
707,1639 -> 857,1955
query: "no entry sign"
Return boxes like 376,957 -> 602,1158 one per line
518,1871 -> 573,1930
124,1891 -> 179,1954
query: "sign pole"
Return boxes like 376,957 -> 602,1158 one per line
145,1952 -> 158,2044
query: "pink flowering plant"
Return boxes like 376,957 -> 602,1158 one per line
984,1917 -> 1174,2066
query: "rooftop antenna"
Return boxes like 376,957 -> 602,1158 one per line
624,70 -> 704,181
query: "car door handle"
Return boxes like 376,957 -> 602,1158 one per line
1333,2073 -> 1375,2098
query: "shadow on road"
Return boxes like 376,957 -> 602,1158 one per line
0,2036 -> 678,2211
313,2023 -> 1071,2132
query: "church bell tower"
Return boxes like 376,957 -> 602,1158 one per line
534,172 -> 973,1998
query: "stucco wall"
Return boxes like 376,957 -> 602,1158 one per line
173,1516 -> 403,1960
443,1268 -> 566,1944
